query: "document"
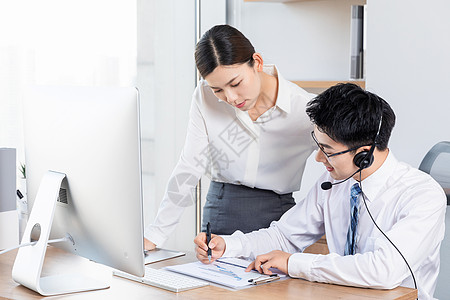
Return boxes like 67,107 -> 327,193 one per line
165,257 -> 285,289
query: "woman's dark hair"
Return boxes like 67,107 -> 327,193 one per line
195,24 -> 255,78
306,83 -> 396,151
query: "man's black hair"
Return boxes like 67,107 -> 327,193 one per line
306,83 -> 395,151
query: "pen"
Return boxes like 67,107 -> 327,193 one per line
216,259 -> 259,272
206,222 -> 212,262
248,274 -> 279,285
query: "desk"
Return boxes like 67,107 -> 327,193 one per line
0,246 -> 417,300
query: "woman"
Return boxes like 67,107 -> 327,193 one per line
145,25 -> 315,250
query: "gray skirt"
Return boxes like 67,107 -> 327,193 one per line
201,181 -> 296,235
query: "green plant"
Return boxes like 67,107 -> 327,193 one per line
19,162 -> 26,179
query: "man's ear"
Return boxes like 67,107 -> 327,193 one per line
358,146 -> 373,154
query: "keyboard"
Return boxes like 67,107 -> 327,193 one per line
113,266 -> 209,292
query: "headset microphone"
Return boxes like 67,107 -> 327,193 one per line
320,181 -> 333,190
321,168 -> 362,190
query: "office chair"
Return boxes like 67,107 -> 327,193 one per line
418,141 -> 450,299
419,141 -> 450,204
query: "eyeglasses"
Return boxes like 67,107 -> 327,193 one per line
310,131 -> 369,159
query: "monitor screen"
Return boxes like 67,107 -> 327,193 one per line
14,85 -> 145,295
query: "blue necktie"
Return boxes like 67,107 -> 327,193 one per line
344,183 -> 362,255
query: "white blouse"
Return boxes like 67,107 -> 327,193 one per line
146,65 -> 316,246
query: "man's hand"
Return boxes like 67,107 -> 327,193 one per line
144,238 -> 156,251
245,250 -> 292,275
194,232 -> 226,263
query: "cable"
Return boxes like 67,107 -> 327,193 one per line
0,236 -> 70,255
358,171 -> 418,294
0,241 -> 36,255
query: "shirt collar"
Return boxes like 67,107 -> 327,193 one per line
359,150 -> 398,203
230,65 -> 291,137
263,65 -> 291,114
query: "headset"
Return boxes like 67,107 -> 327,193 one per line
353,114 -> 383,170
320,115 -> 383,191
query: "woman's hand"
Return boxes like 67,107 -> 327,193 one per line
144,238 -> 156,251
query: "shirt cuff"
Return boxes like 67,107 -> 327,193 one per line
288,252 -> 317,279
221,235 -> 244,257
144,225 -> 168,247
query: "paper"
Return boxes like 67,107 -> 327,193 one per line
165,257 -> 282,289
218,257 -> 288,277
217,257 -> 252,268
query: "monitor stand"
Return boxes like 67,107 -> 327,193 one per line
12,171 -> 109,296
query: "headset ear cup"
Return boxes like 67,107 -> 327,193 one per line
353,151 -> 366,168
353,151 -> 374,169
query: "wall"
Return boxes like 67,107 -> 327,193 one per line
137,0 -> 197,252
137,0 -> 157,250
366,0 -> 450,167
139,0 -> 229,252
366,1 -> 450,297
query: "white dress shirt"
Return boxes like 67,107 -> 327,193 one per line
146,65 -> 316,246
222,151 -> 446,300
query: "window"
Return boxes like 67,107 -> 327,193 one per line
0,0 -> 137,161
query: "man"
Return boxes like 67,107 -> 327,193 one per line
194,83 -> 446,300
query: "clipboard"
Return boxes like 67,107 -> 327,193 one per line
144,248 -> 185,264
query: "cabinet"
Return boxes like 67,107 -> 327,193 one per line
245,0 -> 365,3
243,0 -> 367,93
245,0 -> 327,2
294,80 -> 365,94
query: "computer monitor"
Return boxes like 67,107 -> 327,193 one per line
12,86 -> 145,296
